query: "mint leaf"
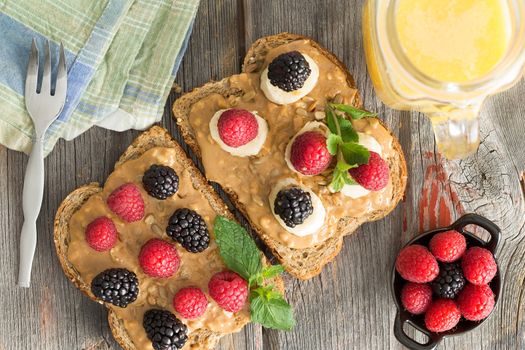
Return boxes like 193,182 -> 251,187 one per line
330,161 -> 356,192
251,284 -> 282,301
326,134 -> 341,155
248,274 -> 262,289
214,216 -> 262,280
326,109 -> 338,134
250,293 -> 295,331
344,173 -> 357,185
330,103 -> 377,119
262,265 -> 285,279
324,103 -> 378,193
336,160 -> 353,172
337,161 -> 357,185
248,265 -> 284,288
340,142 -> 370,166
330,172 -> 345,192
338,116 -> 358,143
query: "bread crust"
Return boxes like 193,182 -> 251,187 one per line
173,33 -> 408,280
54,126 -> 283,350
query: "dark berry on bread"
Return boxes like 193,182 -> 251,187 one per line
273,187 -> 314,228
143,309 -> 188,350
143,164 -> 179,200
166,208 -> 210,253
268,51 -> 311,92
91,268 -> 139,307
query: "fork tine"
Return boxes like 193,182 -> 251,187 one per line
41,40 -> 51,94
25,39 -> 39,98
54,42 -> 67,100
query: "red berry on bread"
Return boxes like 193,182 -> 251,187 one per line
139,239 -> 180,278
85,217 -> 118,251
107,183 -> 145,222
348,151 -> 389,191
208,271 -> 248,313
217,109 -> 259,147
290,131 -> 332,175
173,287 -> 208,319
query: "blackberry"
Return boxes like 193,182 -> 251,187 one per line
166,208 -> 210,253
91,268 -> 139,307
143,309 -> 188,350
273,187 -> 313,228
432,263 -> 466,299
143,164 -> 179,200
267,51 -> 311,92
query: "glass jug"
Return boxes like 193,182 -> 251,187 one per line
363,0 -> 525,159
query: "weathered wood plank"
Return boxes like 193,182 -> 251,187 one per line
0,0 -> 524,350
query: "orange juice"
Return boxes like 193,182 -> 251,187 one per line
363,0 -> 525,159
395,0 -> 511,83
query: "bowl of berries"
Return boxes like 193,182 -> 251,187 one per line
392,213 -> 502,350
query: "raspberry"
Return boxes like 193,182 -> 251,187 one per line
457,284 -> 495,321
107,183 -> 145,222
461,247 -> 497,285
424,299 -> 461,333
173,287 -> 208,319
217,109 -> 259,147
401,283 -> 432,315
85,217 -> 118,251
429,230 -> 467,262
208,271 -> 248,313
396,245 -> 439,283
139,239 -> 180,278
348,151 -> 389,191
290,131 -> 332,175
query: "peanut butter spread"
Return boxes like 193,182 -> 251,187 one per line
188,40 -> 396,249
67,147 -> 249,350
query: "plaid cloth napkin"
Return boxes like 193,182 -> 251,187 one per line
0,0 -> 199,155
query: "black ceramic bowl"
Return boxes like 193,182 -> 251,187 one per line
392,213 -> 502,350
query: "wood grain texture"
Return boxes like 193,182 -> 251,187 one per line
0,0 -> 523,349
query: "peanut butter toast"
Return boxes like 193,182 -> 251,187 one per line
54,126 -> 285,350
173,33 -> 407,280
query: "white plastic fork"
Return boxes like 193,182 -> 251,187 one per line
18,39 -> 67,288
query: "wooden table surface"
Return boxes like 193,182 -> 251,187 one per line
1,1 -> 525,349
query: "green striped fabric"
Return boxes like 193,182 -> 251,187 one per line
0,0 -> 200,155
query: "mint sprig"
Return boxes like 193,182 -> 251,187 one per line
325,103 -> 374,192
330,103 -> 378,119
214,216 -> 295,331
214,215 -> 262,280
250,292 -> 295,330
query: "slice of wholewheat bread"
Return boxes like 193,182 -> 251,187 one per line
54,126 -> 283,350
173,33 -> 408,280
